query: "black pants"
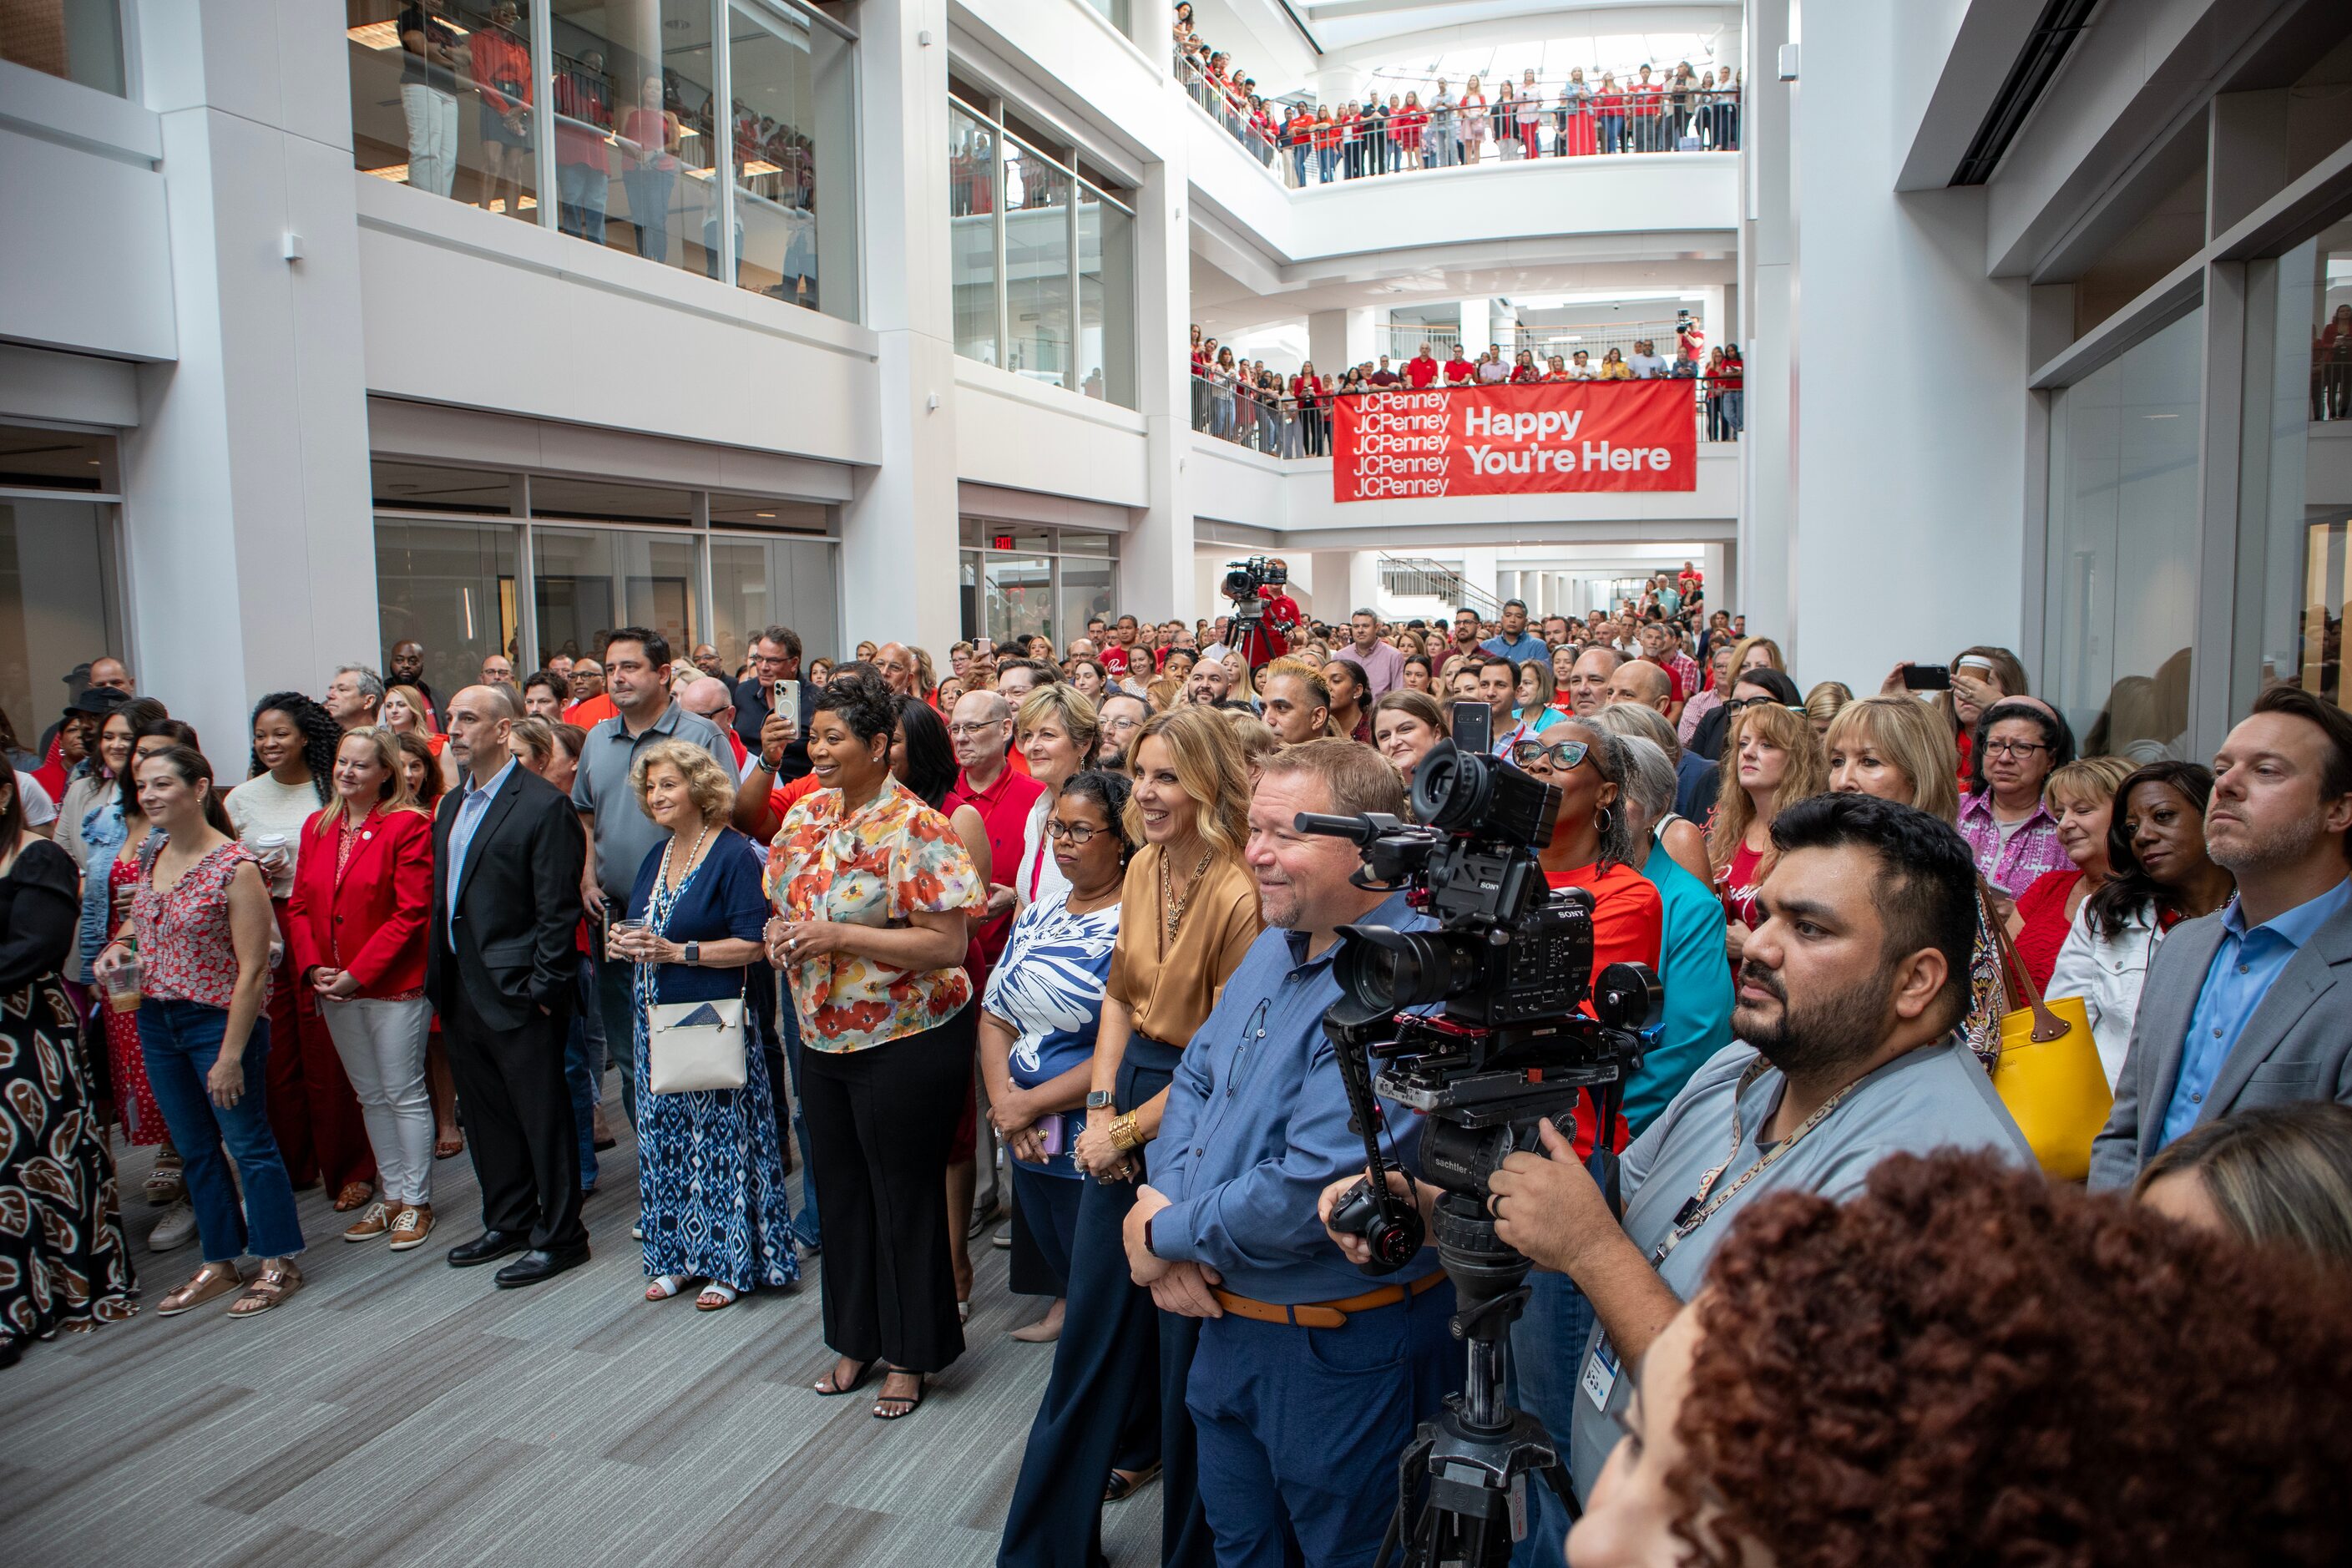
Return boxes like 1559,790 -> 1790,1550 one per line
800,1007 -> 975,1374
999,1035 -> 1212,1568
444,979 -> 584,1251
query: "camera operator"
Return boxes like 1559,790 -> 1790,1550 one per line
1321,794 -> 2036,1532
1121,740 -> 1459,1564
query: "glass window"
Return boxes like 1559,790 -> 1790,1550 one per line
1003,141 -> 1071,388
2043,309 -> 2203,761
531,526 -> 700,666
1079,186 -> 1136,407
1058,550 -> 1113,638
710,534 -> 837,672
346,0 -> 539,217
374,518 -> 521,703
981,553 -> 1054,645
1078,0 -> 1130,31
959,549 -> 980,640
2238,225 -> 2352,716
527,476 -> 694,524
949,105 -> 1000,367
0,424 -> 114,492
0,498 -> 122,753
1058,529 -> 1112,555
706,494 -> 827,529
372,460 -> 514,513
728,1 -> 856,319
3,0 -> 124,96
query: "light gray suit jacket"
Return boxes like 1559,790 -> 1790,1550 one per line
2086,898 -> 2352,1191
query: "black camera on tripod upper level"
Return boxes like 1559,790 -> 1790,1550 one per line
1300,704 -> 1659,1272
1222,554 -> 1287,605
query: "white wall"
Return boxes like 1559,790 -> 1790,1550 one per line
0,85 -> 175,361
955,362 -> 1151,506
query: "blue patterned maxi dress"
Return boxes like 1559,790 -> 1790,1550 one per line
628,828 -> 798,1292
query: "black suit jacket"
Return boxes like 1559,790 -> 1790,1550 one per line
427,764 -> 584,1031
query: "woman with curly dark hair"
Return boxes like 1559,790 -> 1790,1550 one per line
1568,1148 -> 2352,1568
226,692 -> 375,1211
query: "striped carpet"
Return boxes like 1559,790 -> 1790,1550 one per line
0,1111 -> 1165,1567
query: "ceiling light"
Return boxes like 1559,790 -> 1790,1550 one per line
756,511 -> 776,518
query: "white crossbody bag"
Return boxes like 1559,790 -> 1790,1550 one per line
647,979 -> 748,1094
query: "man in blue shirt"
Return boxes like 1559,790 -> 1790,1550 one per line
2091,687 -> 2352,1189
1122,741 -> 1459,1565
1479,598 -> 1547,665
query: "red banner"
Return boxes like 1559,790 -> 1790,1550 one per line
1329,381 -> 1697,502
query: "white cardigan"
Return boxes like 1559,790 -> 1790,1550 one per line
2045,898 -> 2165,1091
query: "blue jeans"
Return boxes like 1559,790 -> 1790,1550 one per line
779,1002 -> 820,1248
1316,146 -> 1338,184
1597,114 -> 1623,153
139,1000 -> 306,1263
1289,143 -> 1308,185
622,165 -> 675,264
556,161 -> 608,243
564,953 -> 603,1189
1509,1270 -> 1598,1566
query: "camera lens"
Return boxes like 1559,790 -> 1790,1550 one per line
1411,746 -> 1489,834
1337,926 -> 1478,1014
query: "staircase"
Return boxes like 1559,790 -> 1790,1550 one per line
1377,554 -> 1500,619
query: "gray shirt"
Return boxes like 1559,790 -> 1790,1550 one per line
1565,1038 -> 2032,1497
569,700 -> 741,900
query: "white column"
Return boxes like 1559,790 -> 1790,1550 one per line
124,1 -> 378,759
839,0 -> 961,650
1308,307 -> 1376,373
1125,154 -> 1196,624
1459,547 -> 1500,609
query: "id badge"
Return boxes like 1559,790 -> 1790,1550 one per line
1580,1333 -> 1621,1414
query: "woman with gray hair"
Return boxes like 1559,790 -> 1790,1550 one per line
1587,703 -> 1711,885
1602,733 -> 1737,1135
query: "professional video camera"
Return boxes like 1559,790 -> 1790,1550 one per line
1298,701 -> 1658,1568
1220,554 -> 1287,606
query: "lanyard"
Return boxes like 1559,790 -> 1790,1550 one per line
1652,1055 -> 1854,1265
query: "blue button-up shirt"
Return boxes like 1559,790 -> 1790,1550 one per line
1148,888 -> 1444,1305
444,757 -> 518,948
2160,876 -> 2352,1147
1479,630 -> 1548,665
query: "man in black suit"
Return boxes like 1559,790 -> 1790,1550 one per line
428,685 -> 590,1286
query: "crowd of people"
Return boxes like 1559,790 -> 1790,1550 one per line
1189,326 -> 1746,457
3,571 -> 2350,1565
1172,6 -> 1741,186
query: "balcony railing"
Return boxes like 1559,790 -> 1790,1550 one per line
1188,369 -> 1745,457
1176,58 -> 1740,190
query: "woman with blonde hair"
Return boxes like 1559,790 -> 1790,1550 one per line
2137,1103 -> 2352,1264
1013,684 -> 1101,907
618,737 -> 795,1312
1707,701 -> 1827,964
285,726 -> 438,1249
1004,705 -> 1260,1563
1802,680 -> 1853,739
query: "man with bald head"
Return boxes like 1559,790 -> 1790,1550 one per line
1186,655 -> 1234,708
948,689 -> 1042,964
1607,658 -> 1720,819
679,675 -> 749,771
430,684 -> 589,1287
875,641 -> 918,696
1565,645 -> 1623,718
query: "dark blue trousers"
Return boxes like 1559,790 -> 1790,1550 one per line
999,1037 -> 1211,1568
1186,1277 -> 1459,1567
1508,1271 -> 1596,1566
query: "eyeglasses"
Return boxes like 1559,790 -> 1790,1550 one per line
1982,739 -> 2050,759
946,721 -> 1006,739
1044,820 -> 1107,844
1723,696 -> 1801,713
1510,739 -> 1591,772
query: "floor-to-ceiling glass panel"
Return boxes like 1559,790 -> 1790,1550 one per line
1057,545 -> 1115,638
1079,188 -> 1136,407
710,533 -> 837,672
0,497 -> 120,754
2044,309 -> 2203,759
531,526 -> 701,666
1002,142 -> 1071,388
374,518 -> 521,703
949,104 -> 1000,367
346,1 -> 539,219
548,0 -> 721,274
982,553 -> 1054,645
729,1 -> 854,317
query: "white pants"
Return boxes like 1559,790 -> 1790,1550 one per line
401,83 -> 459,198
321,995 -> 436,1204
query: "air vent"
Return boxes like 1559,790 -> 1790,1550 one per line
1951,0 -> 2099,186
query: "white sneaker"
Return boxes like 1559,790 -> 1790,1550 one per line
149,1197 -> 198,1252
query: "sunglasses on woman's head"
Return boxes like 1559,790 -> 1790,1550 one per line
1510,739 -> 1590,772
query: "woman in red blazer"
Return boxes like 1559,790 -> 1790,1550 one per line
286,726 -> 438,1251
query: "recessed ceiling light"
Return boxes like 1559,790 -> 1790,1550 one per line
756,511 -> 776,518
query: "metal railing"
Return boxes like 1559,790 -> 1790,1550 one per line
1378,319 -> 1704,371
1176,58 -> 1740,190
1379,554 -> 1500,615
1186,365 -> 1746,455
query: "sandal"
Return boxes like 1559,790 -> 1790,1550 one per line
434,1130 -> 465,1160
646,1273 -> 695,1301
695,1282 -> 739,1313
144,1154 -> 186,1206
814,1356 -> 880,1396
333,1182 -> 376,1212
1105,1462 -> 1162,1503
227,1260 -> 303,1318
155,1262 -> 242,1317
872,1370 -> 926,1421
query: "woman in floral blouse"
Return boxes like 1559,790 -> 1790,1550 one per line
766,671 -> 984,1422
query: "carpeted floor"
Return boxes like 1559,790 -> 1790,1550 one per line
0,1105 -> 1164,1567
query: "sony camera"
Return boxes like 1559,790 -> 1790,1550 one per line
1304,708 -> 1659,1272
1222,555 -> 1287,604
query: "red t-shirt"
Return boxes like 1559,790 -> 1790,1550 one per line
1630,81 -> 1665,116
1405,356 -> 1439,388
564,693 -> 618,727
1545,861 -> 1664,1159
2013,867 -> 2084,993
1444,357 -> 1475,385
1100,646 -> 1133,678
947,766 -> 1047,964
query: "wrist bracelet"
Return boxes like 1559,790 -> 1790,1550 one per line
760,752 -> 785,772
1109,1114 -> 1144,1154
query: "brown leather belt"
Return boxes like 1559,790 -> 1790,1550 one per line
1211,1269 -> 1445,1329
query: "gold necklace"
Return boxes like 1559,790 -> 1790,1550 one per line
1160,843 -> 1214,946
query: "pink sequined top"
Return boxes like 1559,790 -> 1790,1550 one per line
131,841 -> 268,1010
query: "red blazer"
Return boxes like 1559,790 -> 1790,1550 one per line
286,804 -> 434,998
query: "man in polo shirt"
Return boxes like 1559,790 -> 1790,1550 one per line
571,625 -> 739,1121
1368,355 -> 1400,387
1404,342 -> 1440,388
1479,598 -> 1547,665
1443,345 -> 1476,386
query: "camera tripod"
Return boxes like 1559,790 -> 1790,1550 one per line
1373,1196 -> 1575,1568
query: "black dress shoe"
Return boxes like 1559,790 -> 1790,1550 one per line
494,1243 -> 590,1287
447,1230 -> 527,1267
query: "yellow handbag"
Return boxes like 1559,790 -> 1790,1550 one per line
1985,894 -> 2112,1182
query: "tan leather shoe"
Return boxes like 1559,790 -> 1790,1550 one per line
342,1199 -> 397,1242
387,1204 -> 435,1252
